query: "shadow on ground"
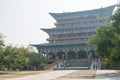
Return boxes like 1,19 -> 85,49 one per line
95,72 -> 120,79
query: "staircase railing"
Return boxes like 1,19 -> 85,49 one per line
43,59 -> 64,70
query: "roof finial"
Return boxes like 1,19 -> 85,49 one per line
100,0 -> 102,8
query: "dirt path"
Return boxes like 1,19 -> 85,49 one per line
0,71 -> 48,80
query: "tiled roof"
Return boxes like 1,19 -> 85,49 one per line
49,5 -> 115,21
32,40 -> 87,47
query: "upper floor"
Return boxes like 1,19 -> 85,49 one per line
49,5 -> 115,22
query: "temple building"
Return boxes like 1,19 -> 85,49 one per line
33,5 -> 115,62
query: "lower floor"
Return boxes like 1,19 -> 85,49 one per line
43,51 -> 88,61
41,50 -> 95,63
34,44 -> 95,62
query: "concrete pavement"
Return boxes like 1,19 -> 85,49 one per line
4,70 -> 120,80
5,70 -> 77,80
94,70 -> 120,80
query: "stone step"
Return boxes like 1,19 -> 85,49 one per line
58,59 -> 90,70
54,67 -> 89,70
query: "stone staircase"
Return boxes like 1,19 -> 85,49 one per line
55,59 -> 89,70
66,59 -> 89,67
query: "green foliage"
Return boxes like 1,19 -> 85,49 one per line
1,46 -> 29,70
23,52 -> 48,70
88,2 -> 120,66
0,34 -> 5,70
0,34 -> 4,46
0,33 -> 48,71
40,63 -> 48,67
112,3 -> 120,33
88,25 -> 114,56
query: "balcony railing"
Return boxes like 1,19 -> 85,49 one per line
47,35 -> 90,41
55,17 -> 107,26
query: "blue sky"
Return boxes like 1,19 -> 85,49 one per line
0,0 -> 118,47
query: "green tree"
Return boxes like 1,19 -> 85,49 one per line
0,33 -> 47,71
88,2 -> 120,65
0,46 -> 5,70
17,46 -> 48,70
0,34 -> 4,46
112,3 -> 120,33
3,46 -> 29,70
0,33 -> 5,70
24,52 -> 48,70
110,2 -> 120,64
2,45 -> 48,70
88,25 -> 114,57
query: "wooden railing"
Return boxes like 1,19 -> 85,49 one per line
43,59 -> 64,70
55,17 -> 107,25
47,35 -> 90,41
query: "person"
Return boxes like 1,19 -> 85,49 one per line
93,64 -> 95,70
57,64 -> 58,68
95,64 -> 98,70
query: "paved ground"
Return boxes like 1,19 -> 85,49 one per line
1,59 -> 120,80
95,70 -> 120,80
5,70 -> 76,80
55,70 -> 96,80
1,70 -> 120,80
